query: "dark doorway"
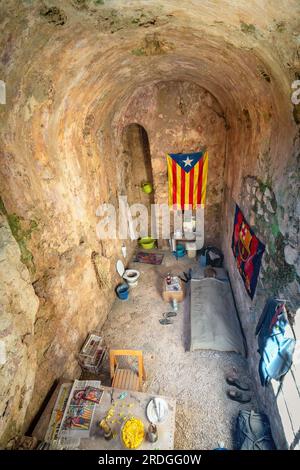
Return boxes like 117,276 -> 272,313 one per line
122,124 -> 154,206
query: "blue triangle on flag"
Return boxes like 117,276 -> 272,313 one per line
168,151 -> 203,173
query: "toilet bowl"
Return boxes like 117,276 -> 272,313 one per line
123,269 -> 140,287
116,260 -> 140,288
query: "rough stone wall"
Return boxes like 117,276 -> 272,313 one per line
30,242 -> 117,422
0,214 -> 39,446
222,110 -> 300,449
120,81 -> 227,246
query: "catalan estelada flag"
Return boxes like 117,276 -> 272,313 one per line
167,150 -> 208,209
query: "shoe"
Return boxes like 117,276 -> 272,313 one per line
159,318 -> 173,325
226,389 -> 251,403
226,376 -> 250,391
163,311 -> 177,318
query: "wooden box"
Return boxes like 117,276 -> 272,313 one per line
162,277 -> 185,302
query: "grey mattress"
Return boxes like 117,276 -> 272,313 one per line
189,276 -> 246,355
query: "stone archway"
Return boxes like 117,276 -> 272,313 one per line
122,123 -> 154,208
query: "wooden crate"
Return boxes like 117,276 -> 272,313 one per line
162,278 -> 185,302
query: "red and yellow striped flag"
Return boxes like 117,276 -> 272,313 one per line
167,150 -> 208,209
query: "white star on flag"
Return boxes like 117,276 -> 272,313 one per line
183,157 -> 193,167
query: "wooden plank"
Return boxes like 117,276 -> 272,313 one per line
113,370 -> 120,388
122,370 -> 128,389
124,370 -> 131,390
110,349 -> 143,358
128,371 -> 134,391
31,378 -> 72,441
133,375 -> 139,391
117,369 -> 124,388
162,289 -> 184,302
117,369 -> 125,389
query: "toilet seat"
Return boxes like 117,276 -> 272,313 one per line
116,260 -> 140,287
116,259 -> 125,277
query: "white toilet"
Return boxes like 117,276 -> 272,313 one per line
116,259 -> 140,288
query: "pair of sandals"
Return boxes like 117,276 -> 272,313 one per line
226,376 -> 252,404
179,269 -> 192,283
159,311 -> 177,325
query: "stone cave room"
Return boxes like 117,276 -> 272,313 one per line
0,0 -> 299,459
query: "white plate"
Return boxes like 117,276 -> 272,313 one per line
146,398 -> 169,424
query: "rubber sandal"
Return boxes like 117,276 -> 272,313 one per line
226,376 -> 250,391
163,311 -> 177,318
226,389 -> 251,403
159,318 -> 173,325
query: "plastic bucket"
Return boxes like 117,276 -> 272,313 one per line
139,237 -> 155,250
116,283 -> 129,300
176,243 -> 185,258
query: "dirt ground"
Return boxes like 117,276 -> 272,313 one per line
100,251 -> 256,450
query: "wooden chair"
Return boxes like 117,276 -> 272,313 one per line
109,349 -> 146,392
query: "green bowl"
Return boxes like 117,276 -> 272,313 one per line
139,237 -> 156,249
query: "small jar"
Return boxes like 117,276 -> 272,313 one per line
147,423 -> 158,443
99,419 -> 113,440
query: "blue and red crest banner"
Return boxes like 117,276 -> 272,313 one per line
232,204 -> 265,299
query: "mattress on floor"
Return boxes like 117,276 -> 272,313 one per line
189,277 -> 246,355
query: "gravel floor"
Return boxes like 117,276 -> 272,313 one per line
100,251 -> 256,450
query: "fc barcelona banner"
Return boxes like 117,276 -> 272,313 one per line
167,150 -> 208,209
232,204 -> 265,299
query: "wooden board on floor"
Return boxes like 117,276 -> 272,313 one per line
80,386 -> 176,450
31,378 -> 72,442
31,382 -> 176,450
